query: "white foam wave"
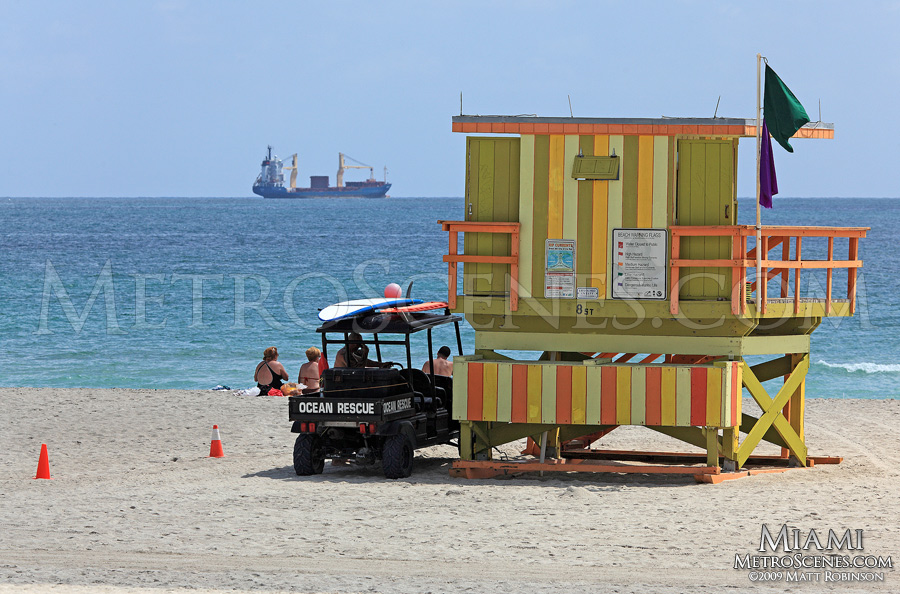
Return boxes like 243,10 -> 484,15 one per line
816,360 -> 900,374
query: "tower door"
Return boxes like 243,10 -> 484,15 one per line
675,139 -> 737,300
464,137 -> 520,295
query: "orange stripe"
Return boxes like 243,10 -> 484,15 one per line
556,366 -> 573,424
511,364 -> 528,423
645,367 -> 662,425
600,367 -> 617,425
467,363 -> 484,422
690,367 -> 707,426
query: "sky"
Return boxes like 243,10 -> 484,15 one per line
1,1 -> 898,198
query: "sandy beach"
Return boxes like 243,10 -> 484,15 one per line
1,387 -> 898,593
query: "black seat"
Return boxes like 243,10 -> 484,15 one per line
399,368 -> 436,412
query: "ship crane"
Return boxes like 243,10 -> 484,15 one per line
337,153 -> 376,187
282,154 -> 298,190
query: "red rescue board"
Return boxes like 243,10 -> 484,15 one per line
379,301 -> 449,313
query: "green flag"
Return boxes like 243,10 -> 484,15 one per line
763,64 -> 810,153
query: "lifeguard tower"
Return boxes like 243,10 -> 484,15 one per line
440,115 -> 867,482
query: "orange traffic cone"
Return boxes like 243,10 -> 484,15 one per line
34,443 -> 52,479
208,425 -> 225,458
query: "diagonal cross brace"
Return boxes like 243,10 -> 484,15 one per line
736,357 -> 809,468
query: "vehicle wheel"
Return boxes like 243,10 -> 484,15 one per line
382,433 -> 414,479
294,434 -> 325,476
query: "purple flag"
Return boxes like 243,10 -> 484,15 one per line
759,121 -> 778,208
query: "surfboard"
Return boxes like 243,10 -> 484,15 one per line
318,298 -> 423,322
377,301 -> 449,313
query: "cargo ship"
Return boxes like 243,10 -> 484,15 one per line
252,146 -> 391,198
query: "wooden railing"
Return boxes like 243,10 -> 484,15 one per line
438,220 -> 520,311
669,225 -> 868,316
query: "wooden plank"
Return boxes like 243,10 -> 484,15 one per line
675,367 -> 692,426
586,365 -> 603,425
511,364 -> 528,423
548,134 -> 565,239
556,365 -> 573,424
652,136 -> 669,228
661,366 -> 677,425
463,138 -> 479,294
646,366 -> 662,425
453,359 -> 468,420
605,136 -> 624,299
637,135 -> 654,228
466,362 -> 483,422
690,367 -> 707,426
518,135 -> 535,298
720,364 -> 731,427
496,363 -> 512,423
563,134 -> 580,239
600,366 -> 616,425
476,140 -> 495,294
622,135 -> 639,228
616,366 -> 632,425
541,364 -> 557,424
576,135 -> 594,287
592,134 -> 610,294
631,366 -> 646,425
571,365 -> 587,424
706,366 -> 722,427
526,364 -> 542,424
482,362 -> 499,422
532,136 -> 550,295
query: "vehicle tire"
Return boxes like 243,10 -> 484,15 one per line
294,434 -> 325,476
382,433 -> 414,479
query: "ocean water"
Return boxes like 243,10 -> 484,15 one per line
0,196 -> 896,399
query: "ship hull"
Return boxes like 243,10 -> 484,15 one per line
252,183 -> 391,199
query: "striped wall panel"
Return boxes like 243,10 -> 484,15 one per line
453,360 -> 741,428
512,134 -> 672,300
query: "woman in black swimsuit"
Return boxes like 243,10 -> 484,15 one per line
254,346 -> 289,395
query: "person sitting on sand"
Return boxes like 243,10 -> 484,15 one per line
298,347 -> 323,394
334,333 -> 394,368
254,346 -> 289,395
422,346 -> 453,377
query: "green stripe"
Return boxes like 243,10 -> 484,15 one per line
532,135 -> 550,295
622,135 -> 639,228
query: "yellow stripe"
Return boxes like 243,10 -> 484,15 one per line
675,367 -> 692,426
630,366 -> 646,425
496,363 -> 512,423
591,135 -> 609,294
563,135 -> 580,239
661,366 -> 677,425
637,136 -> 654,228
571,365 -> 587,424
453,360 -> 468,420
482,363 -> 498,422
605,135 -> 624,299
526,364 -> 542,423
706,366 -> 722,427
518,135 -> 535,297
585,365 -> 602,424
652,136 -> 668,228
548,135 -> 565,239
616,366 -> 631,424
541,364 -> 557,424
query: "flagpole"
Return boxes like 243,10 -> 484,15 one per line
755,53 -> 762,312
